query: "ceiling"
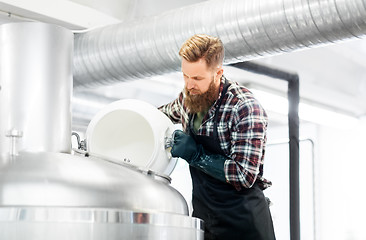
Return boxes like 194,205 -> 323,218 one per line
1,0 -> 366,131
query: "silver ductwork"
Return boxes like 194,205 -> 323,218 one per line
73,0 -> 366,88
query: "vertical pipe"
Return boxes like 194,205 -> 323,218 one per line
288,76 -> 300,240
230,61 -> 300,240
0,22 -> 73,154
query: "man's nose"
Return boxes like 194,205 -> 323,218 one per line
186,78 -> 195,89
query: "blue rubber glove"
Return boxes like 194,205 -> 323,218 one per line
171,130 -> 227,182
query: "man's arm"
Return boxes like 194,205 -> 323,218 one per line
224,98 -> 268,191
158,92 -> 184,124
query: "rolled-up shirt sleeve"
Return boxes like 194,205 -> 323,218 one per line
224,98 -> 268,191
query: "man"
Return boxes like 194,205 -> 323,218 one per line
159,34 -> 275,240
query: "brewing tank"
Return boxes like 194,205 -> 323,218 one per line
0,151 -> 203,239
0,22 -> 72,154
0,22 -> 203,239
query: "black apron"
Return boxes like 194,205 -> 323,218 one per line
188,81 -> 276,240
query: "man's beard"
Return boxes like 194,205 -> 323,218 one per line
184,78 -> 219,114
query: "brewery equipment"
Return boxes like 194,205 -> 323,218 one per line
0,22 -> 203,240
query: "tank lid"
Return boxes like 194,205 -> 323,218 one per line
85,99 -> 177,175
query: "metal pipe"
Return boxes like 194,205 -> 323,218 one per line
73,0 -> 366,88
230,61 -> 300,240
288,75 -> 300,240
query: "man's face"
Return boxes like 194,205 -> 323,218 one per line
182,58 -> 223,113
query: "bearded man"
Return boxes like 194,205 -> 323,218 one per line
159,34 -> 276,240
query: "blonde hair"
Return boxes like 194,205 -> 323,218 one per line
179,34 -> 224,70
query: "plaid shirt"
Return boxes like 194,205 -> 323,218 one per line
159,77 -> 272,191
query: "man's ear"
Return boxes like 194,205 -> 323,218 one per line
216,67 -> 224,79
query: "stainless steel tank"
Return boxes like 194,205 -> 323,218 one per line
0,22 -> 203,239
0,22 -> 73,154
0,151 -> 203,239
0,207 -> 203,240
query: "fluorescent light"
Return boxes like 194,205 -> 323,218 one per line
251,89 -> 359,128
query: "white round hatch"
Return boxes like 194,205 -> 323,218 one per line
86,99 -> 176,175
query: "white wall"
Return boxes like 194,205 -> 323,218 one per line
264,119 -> 366,240
265,123 -> 317,240
315,120 -> 366,240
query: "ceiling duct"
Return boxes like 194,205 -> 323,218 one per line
73,0 -> 366,88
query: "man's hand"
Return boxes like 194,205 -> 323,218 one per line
170,130 -> 227,183
170,130 -> 200,164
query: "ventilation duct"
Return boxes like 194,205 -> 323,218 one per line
73,0 -> 366,88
